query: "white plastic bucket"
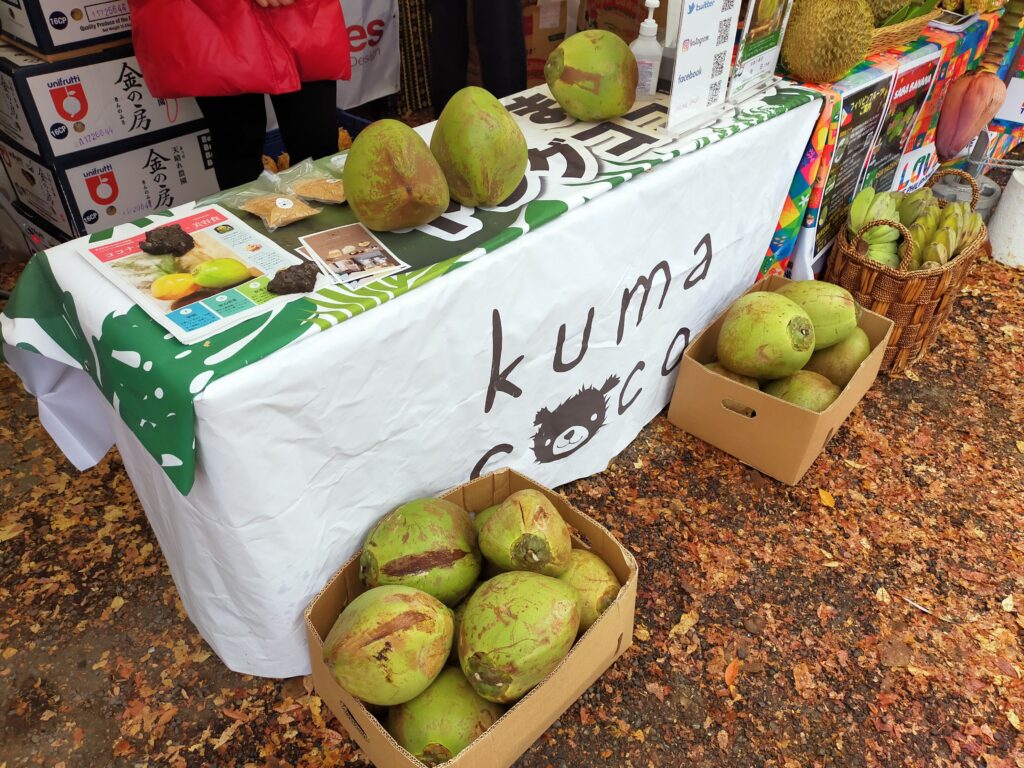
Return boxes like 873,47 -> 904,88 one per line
988,167 -> 1024,269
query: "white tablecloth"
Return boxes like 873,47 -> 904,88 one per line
4,100 -> 820,676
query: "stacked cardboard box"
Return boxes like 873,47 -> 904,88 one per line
1,0 -> 131,56
0,27 -> 217,253
523,0 -> 568,87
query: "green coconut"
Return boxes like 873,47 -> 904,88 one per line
545,30 -> 638,121
430,86 -> 527,207
387,667 -> 504,765
459,572 -> 580,703
478,490 -> 572,576
322,585 -> 453,706
360,498 -> 481,606
474,505 -> 499,535
763,370 -> 841,412
558,549 -> 621,632
804,326 -> 872,388
716,292 -> 815,380
343,119 -> 449,231
774,281 -> 860,350
705,362 -> 760,389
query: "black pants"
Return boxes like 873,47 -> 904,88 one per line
427,0 -> 527,116
196,81 -> 339,190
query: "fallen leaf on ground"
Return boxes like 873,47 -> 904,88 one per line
876,587 -> 891,604
110,596 -> 125,612
878,636 -> 913,667
717,730 -> 729,751
792,662 -> 814,697
818,488 -> 836,508
669,610 -> 699,638
1002,594 -> 1015,613
1008,711 -> 1022,732
0,519 -> 25,542
725,658 -> 742,686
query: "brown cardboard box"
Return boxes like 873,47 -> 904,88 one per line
667,276 -> 894,485
523,0 -> 568,87
576,0 -> 670,42
305,468 -> 639,768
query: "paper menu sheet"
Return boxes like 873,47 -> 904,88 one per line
78,205 -> 314,345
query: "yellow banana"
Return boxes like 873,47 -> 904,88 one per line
932,227 -> 959,259
924,240 -> 950,266
866,242 -> 900,268
897,188 -> 936,226
848,187 -> 876,234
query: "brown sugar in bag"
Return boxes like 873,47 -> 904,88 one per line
280,159 -> 347,205
239,194 -> 321,231
292,177 -> 347,205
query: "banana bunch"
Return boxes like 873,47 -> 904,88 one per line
897,188 -> 935,227
848,187 -> 903,267
846,185 -> 984,272
907,205 -> 941,269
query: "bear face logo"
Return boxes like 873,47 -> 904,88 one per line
532,376 -> 620,463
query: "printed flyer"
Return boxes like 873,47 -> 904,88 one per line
78,205 -> 326,344
815,70 -> 895,254
861,46 -> 941,192
299,223 -> 410,285
728,0 -> 794,101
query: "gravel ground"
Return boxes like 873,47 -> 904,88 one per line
1,201 -> 1023,767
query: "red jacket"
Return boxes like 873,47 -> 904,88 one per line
130,0 -> 351,98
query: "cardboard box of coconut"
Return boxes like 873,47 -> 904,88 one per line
667,276 -> 894,485
305,468 -> 638,768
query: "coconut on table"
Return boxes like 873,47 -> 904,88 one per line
305,469 -> 638,768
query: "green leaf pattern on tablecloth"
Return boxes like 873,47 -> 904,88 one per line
1,86 -> 820,494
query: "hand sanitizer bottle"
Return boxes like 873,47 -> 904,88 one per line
631,0 -> 664,101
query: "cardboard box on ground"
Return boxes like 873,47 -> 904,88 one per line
667,276 -> 895,486
306,468 -> 639,768
0,42 -> 205,161
0,0 -> 131,56
576,0 -> 669,43
0,199 -> 67,259
523,0 -> 568,87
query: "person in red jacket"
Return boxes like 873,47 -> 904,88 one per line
130,0 -> 351,189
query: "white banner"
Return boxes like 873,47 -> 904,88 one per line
337,0 -> 400,109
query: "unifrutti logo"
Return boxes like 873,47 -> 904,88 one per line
84,164 -> 119,205
48,76 -> 88,122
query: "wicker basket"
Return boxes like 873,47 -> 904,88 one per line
824,169 -> 987,374
868,8 -> 942,56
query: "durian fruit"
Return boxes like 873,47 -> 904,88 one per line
782,0 -> 874,83
868,0 -> 909,25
